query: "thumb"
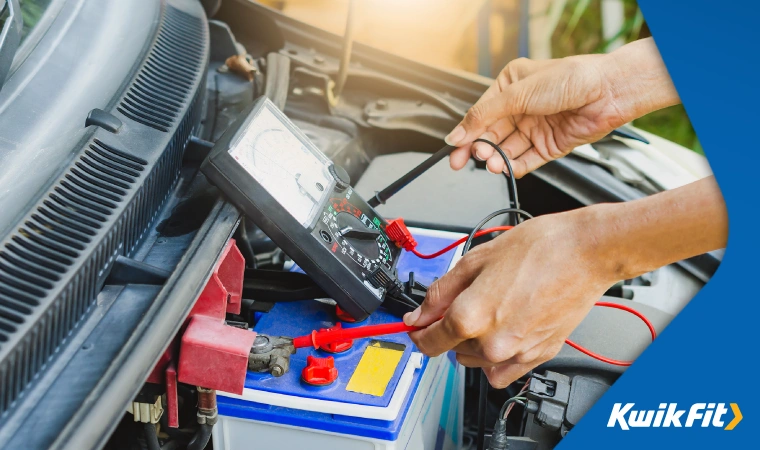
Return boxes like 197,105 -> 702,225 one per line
404,257 -> 481,327
445,84 -> 526,147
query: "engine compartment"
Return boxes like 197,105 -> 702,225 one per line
0,1 -> 711,449
107,4 -> 699,449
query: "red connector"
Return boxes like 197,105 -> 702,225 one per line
385,218 -> 417,251
387,217 -> 514,259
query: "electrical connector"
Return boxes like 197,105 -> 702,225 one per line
367,265 -> 405,297
524,371 -> 571,433
385,218 -> 417,251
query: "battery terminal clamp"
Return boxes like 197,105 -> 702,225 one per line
248,334 -> 296,377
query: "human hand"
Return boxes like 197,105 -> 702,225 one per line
403,176 -> 728,388
403,208 -> 620,388
447,38 -> 679,177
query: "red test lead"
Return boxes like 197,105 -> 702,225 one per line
292,321 -> 424,349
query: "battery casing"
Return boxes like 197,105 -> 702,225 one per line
213,228 -> 465,450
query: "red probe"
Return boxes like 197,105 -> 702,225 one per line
292,321 -> 423,349
292,302 -> 657,367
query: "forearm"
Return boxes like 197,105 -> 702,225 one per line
603,37 -> 682,121
580,176 -> 727,282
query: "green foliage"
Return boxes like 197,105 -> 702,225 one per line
549,0 -> 701,152
19,0 -> 52,41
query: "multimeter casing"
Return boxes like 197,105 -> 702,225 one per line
202,97 -> 400,320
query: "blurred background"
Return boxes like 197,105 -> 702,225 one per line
253,0 -> 701,153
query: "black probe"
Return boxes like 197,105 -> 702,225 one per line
368,139 -> 521,224
368,144 -> 456,207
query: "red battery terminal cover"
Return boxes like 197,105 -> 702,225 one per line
335,304 -> 359,323
317,323 -> 353,353
301,355 -> 338,386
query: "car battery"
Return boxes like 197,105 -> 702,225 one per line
213,228 -> 466,450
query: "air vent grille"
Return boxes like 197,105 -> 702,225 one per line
0,140 -> 147,412
117,6 -> 206,132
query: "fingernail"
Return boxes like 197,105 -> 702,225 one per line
473,153 -> 484,162
445,125 -> 466,146
486,164 -> 497,174
404,307 -> 421,326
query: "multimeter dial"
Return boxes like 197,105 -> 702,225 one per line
316,193 -> 394,276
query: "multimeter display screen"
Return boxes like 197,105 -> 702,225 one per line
228,103 -> 333,226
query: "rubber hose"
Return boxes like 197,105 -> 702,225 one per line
186,424 -> 213,450
143,423 -> 161,450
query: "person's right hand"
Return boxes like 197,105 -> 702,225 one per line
446,38 -> 680,177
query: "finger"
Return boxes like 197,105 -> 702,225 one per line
409,286 -> 483,356
445,84 -> 527,147
484,362 -> 536,389
449,144 -> 472,170
485,152 -> 508,174
510,147 -> 553,178
500,126 -> 533,160
444,57 -> 553,149
456,353 -> 494,368
502,57 -> 563,82
472,118 -> 517,161
404,255 -> 482,327
457,356 -> 536,388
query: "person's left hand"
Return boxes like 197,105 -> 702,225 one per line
403,208 -> 621,387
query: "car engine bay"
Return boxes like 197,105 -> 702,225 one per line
0,1 -> 718,449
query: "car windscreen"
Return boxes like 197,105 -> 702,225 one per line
20,0 -> 53,42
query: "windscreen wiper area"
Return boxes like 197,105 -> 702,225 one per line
0,0 -> 22,92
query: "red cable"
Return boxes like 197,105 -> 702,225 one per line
410,226 -> 514,259
564,301 -> 657,366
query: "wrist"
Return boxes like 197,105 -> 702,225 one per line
571,177 -> 728,285
571,203 -> 643,283
601,38 -> 681,121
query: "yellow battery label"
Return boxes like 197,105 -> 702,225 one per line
346,340 -> 405,397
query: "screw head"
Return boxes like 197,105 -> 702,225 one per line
251,335 -> 273,354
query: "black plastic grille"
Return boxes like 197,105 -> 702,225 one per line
117,6 -> 206,132
0,141 -> 147,412
0,2 -> 207,415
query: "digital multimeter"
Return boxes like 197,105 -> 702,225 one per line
202,97 -> 401,320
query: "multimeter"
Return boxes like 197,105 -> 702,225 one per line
202,97 -> 401,320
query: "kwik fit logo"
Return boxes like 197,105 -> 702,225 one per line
608,403 -> 742,430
